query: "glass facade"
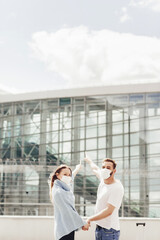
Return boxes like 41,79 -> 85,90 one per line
0,92 -> 160,217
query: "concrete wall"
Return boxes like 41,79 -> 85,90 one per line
0,216 -> 159,240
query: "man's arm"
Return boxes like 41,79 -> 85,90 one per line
84,154 -> 100,179
87,203 -> 115,224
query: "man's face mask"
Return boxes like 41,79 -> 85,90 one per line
100,168 -> 112,180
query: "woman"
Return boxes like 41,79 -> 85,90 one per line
49,164 -> 90,240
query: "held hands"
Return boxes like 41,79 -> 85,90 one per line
84,153 -> 92,164
75,163 -> 82,172
82,221 -> 90,231
84,154 -> 100,178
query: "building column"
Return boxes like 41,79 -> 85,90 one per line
0,105 -> 3,159
10,104 -> 16,159
38,101 -> 48,215
139,106 -> 149,217
106,101 -> 112,158
0,106 -> 4,214
72,111 -> 80,165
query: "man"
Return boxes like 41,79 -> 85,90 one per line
85,155 -> 124,240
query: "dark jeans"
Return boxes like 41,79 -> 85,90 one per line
59,231 -> 75,240
95,225 -> 120,240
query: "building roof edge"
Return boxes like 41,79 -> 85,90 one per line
0,82 -> 160,103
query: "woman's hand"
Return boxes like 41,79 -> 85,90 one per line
72,163 -> 82,177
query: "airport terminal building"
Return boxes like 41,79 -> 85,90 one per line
0,83 -> 160,218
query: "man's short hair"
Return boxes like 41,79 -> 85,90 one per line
102,158 -> 117,169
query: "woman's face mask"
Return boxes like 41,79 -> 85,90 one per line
100,168 -> 112,180
61,175 -> 72,185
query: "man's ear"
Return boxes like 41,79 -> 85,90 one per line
114,169 -> 116,174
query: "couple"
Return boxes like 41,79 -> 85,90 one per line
50,156 -> 124,240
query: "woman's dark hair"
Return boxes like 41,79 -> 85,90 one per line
49,164 -> 72,202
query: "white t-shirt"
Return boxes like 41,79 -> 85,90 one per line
95,179 -> 124,230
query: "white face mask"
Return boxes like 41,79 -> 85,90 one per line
100,168 -> 111,180
61,176 -> 72,185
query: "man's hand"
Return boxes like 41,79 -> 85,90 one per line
86,219 -> 91,225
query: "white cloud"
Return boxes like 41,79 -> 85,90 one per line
130,0 -> 160,12
0,40 -> 4,45
120,7 -> 131,23
29,26 -> 160,88
9,12 -> 17,19
0,83 -> 19,94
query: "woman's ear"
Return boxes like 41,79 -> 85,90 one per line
56,172 -> 60,179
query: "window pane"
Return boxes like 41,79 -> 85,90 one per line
86,138 -> 97,150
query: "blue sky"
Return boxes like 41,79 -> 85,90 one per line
0,0 -> 160,93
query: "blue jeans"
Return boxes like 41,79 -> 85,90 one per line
95,225 -> 120,240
